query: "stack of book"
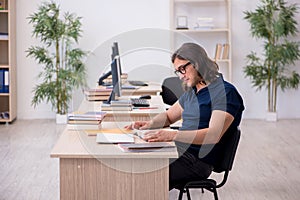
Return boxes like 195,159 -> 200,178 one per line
0,69 -> 9,93
68,111 -> 107,125
194,17 -> 214,30
101,100 -> 133,111
84,88 -> 112,101
214,43 -> 230,60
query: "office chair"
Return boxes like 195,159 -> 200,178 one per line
160,77 -> 184,106
175,128 -> 241,200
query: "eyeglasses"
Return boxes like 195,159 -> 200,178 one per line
174,62 -> 191,76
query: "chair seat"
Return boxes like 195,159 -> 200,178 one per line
185,179 -> 217,188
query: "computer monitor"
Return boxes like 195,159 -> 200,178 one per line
104,49 -> 122,104
98,42 -> 121,85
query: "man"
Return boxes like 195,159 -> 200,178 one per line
126,43 -> 244,189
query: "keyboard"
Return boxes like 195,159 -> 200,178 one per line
130,98 -> 150,107
128,80 -> 148,86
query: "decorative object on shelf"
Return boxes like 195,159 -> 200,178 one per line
176,16 -> 188,30
244,0 -> 300,120
26,1 -> 88,122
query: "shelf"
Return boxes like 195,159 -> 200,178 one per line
175,0 -> 227,2
175,0 -> 227,6
170,0 -> 232,81
0,0 -> 16,123
175,28 -> 229,33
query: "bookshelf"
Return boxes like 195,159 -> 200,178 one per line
170,0 -> 232,81
0,0 -> 16,123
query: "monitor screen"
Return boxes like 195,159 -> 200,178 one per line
104,44 -> 122,104
98,42 -> 120,86
112,55 -> 122,98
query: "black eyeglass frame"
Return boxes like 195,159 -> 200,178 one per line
174,62 -> 191,76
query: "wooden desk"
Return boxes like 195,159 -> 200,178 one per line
51,122 -> 178,200
77,95 -> 166,121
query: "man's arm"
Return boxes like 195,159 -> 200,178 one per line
174,110 -> 234,144
146,101 -> 183,129
145,110 -> 234,144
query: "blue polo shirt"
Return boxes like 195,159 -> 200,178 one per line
177,74 -> 244,166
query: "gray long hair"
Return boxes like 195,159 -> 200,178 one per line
171,43 -> 219,83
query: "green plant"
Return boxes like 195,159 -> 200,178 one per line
244,0 -> 300,112
26,1 -> 87,115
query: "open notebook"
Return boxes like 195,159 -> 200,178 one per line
96,133 -> 134,144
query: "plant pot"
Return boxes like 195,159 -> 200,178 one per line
56,114 -> 68,124
266,111 -> 277,122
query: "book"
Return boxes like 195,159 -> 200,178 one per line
85,128 -> 135,136
214,43 -> 222,61
110,100 -> 132,107
85,95 -> 109,101
118,142 -> 176,153
101,105 -> 133,111
84,88 -> 112,101
0,69 -> 9,93
222,43 -> 229,59
84,88 -> 112,96
68,120 -> 102,125
67,124 -> 101,130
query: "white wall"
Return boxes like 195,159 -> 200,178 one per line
16,0 -> 300,119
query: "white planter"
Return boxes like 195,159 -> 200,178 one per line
56,114 -> 68,124
266,111 -> 277,122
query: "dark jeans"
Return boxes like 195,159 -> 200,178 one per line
169,146 -> 213,190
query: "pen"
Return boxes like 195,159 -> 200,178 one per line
133,107 -> 159,110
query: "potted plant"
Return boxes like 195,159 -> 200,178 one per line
244,0 -> 300,121
26,1 -> 87,123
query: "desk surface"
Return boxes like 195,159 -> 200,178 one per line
51,122 -> 178,159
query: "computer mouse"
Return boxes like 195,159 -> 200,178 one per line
139,95 -> 151,99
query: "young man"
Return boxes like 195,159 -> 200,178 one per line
126,43 -> 244,189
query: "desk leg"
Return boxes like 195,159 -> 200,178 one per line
59,158 -> 169,200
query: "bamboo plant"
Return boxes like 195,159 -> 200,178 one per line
244,0 -> 300,113
26,1 -> 87,115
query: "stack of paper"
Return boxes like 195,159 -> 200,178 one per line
96,133 -> 135,144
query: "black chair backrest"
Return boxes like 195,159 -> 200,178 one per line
213,128 -> 241,173
161,77 -> 184,105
